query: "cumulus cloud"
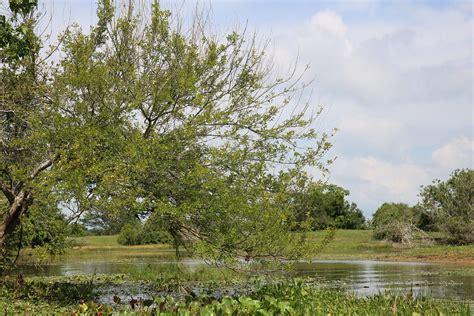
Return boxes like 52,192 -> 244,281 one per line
338,113 -> 403,148
330,156 -> 430,215
269,4 -> 472,215
272,6 -> 472,109
432,136 -> 474,170
308,10 -> 348,37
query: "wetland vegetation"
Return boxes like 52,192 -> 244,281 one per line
4,231 -> 473,314
2,274 -> 471,315
1,0 -> 472,315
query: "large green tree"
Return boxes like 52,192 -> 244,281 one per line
1,0 -> 333,265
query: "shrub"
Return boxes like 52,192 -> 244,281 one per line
371,203 -> 432,245
139,225 -> 173,245
117,224 -> 141,245
117,221 -> 173,246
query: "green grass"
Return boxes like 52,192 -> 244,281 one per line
67,230 -> 474,263
71,235 -> 120,247
307,229 -> 474,262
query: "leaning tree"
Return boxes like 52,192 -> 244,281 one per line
0,0 -> 333,266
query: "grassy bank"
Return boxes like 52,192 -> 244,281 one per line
69,235 -> 171,249
307,230 -> 474,263
68,230 -> 474,264
0,274 -> 471,315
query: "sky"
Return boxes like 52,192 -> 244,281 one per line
29,0 -> 474,217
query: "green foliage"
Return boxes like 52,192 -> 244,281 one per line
117,223 -> 141,246
0,276 -> 470,315
141,216 -> 174,245
292,182 -> 366,230
81,208 -> 138,235
1,193 -> 68,272
1,0 -> 333,269
0,0 -> 39,62
372,203 -> 415,229
419,169 -> 474,244
371,203 -> 427,244
67,222 -> 90,237
117,218 -> 174,246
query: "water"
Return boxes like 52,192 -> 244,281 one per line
12,248 -> 474,302
293,260 -> 473,302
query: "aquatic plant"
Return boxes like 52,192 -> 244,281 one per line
0,275 -> 470,315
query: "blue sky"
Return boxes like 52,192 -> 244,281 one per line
33,0 -> 473,217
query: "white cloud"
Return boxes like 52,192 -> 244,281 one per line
331,156 -> 430,215
308,10 -> 348,38
269,5 -> 472,215
432,136 -> 474,170
272,7 -> 472,109
338,113 -> 403,148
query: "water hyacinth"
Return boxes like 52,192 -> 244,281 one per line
1,275 -> 471,315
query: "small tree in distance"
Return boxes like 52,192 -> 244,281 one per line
419,169 -> 473,245
371,203 -> 424,244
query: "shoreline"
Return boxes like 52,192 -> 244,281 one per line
313,254 -> 474,265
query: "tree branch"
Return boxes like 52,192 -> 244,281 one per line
29,155 -> 58,180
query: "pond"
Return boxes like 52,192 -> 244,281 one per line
12,247 -> 474,303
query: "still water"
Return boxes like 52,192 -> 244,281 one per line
13,248 -> 474,302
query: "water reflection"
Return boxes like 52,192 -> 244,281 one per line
13,252 -> 474,302
293,260 -> 473,301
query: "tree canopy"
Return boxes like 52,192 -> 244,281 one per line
291,182 -> 365,230
419,169 -> 473,244
1,0 -> 333,268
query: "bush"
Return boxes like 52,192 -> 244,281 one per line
443,217 -> 473,245
67,223 -> 89,237
117,224 -> 141,245
372,203 -> 416,230
139,225 -> 173,245
292,183 -> 366,230
371,203 -> 432,245
373,221 -> 430,245
117,221 -> 173,246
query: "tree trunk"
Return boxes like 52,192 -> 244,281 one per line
0,191 -> 31,249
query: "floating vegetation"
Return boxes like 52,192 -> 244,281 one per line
1,275 -> 471,315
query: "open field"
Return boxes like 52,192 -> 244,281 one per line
70,235 -> 171,249
69,230 -> 474,264
307,230 -> 474,264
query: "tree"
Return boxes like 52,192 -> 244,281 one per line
419,169 -> 473,244
371,203 -> 420,242
334,202 -> 366,230
80,207 -> 138,235
292,182 -> 365,230
371,203 -> 416,229
1,0 -> 333,267
0,0 -> 48,249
